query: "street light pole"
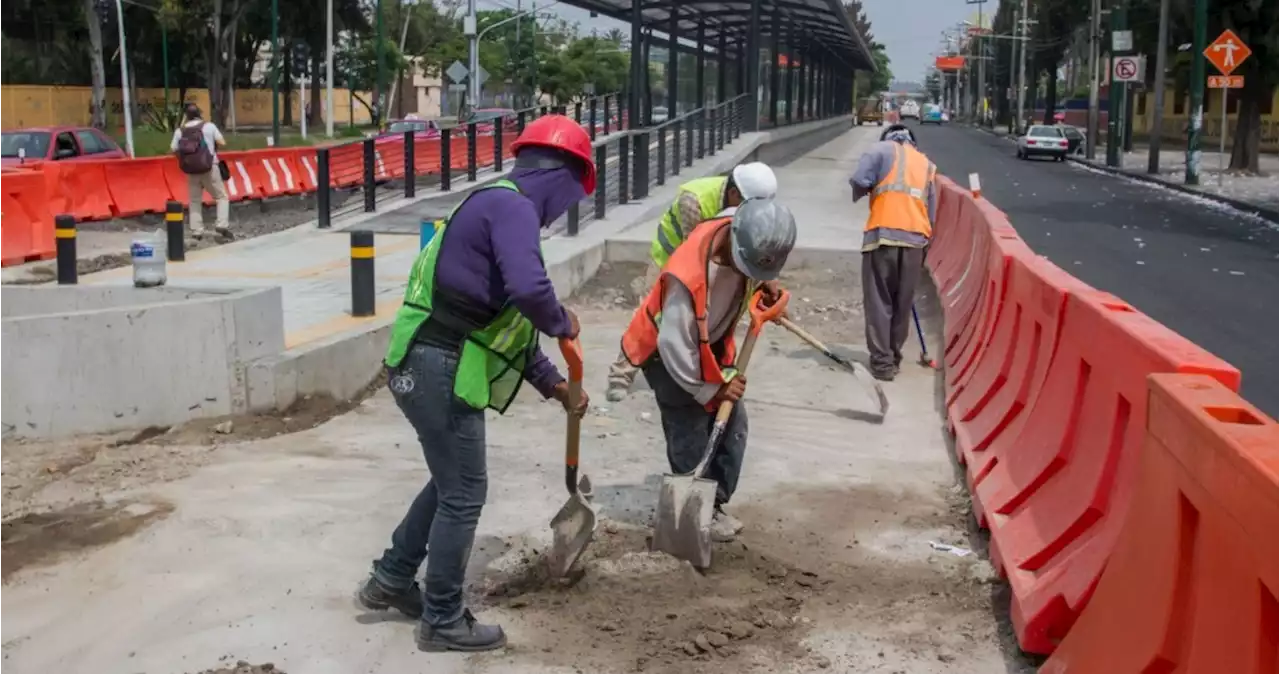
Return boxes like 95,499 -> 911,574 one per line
114,0 -> 134,157
1016,0 -> 1028,133
467,0 -> 479,112
326,0 -> 334,137
376,0 -> 385,126
1147,0 -> 1169,173
271,0 -> 280,145
1085,0 -> 1100,159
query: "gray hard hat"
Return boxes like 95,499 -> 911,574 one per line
729,197 -> 797,281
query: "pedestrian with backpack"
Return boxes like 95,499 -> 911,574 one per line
171,103 -> 230,238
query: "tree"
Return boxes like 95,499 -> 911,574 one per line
538,36 -> 628,102
81,0 -> 108,128
1220,1 -> 1277,172
336,33 -> 407,118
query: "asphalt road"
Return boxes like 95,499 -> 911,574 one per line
912,123 -> 1279,416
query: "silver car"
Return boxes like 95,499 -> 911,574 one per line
1016,125 -> 1070,161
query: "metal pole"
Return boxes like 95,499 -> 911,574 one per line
1147,0 -> 1168,173
1016,0 -> 1028,134
326,0 -> 334,137
667,9 -> 678,117
1218,86 -> 1227,186
628,0 -> 642,129
1085,0 -> 1100,159
745,0 -> 762,130
1185,0 -> 1206,184
301,76 -> 308,138
377,0 -> 386,125
1106,3 -> 1127,168
977,2 -> 985,124
114,0 -> 134,157
271,0 -> 280,145
467,0 -> 479,112
516,0 -> 523,107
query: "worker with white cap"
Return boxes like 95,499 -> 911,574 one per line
619,197 -> 797,541
606,162 -> 779,401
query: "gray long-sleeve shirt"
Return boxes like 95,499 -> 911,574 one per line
849,140 -> 938,251
656,261 -> 746,404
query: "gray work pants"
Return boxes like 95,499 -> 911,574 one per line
861,245 -> 925,377
373,343 -> 487,627
642,360 -> 748,507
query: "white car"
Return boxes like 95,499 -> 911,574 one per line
1016,125 -> 1070,161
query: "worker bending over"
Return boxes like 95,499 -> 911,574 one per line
619,198 -> 797,541
849,124 -> 937,381
357,115 -> 594,653
606,162 -> 779,401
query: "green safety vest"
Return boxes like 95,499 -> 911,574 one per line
385,179 -> 539,414
650,176 -> 728,268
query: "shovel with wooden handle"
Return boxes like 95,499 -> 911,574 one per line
775,316 -> 890,422
652,288 -> 789,569
547,337 -> 597,579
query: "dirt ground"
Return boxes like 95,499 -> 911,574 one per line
1,260 -> 1035,674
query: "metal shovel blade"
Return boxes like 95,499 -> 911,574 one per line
652,472 -> 717,569
547,491 -> 597,579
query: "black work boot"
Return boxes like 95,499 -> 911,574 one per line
357,575 -> 424,619
417,609 -> 507,652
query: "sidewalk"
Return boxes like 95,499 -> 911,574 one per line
981,123 -> 1279,217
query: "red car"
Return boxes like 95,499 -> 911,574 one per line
1,126 -> 128,167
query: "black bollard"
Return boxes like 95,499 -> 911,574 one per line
350,230 -> 375,317
55,214 -> 77,285
165,200 -> 185,262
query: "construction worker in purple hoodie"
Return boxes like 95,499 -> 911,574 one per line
357,115 -> 595,653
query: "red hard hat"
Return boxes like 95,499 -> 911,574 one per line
509,114 -> 597,194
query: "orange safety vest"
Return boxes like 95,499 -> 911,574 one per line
621,217 -> 741,391
865,142 -> 935,249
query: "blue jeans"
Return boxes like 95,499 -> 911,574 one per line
373,343 -> 487,627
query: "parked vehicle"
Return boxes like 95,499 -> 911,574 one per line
920,103 -> 945,125
459,108 -> 517,136
380,116 -> 442,140
1,126 -> 127,167
1016,124 -> 1070,161
651,106 -> 670,124
855,97 -> 884,126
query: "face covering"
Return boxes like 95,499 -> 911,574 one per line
508,147 -> 588,228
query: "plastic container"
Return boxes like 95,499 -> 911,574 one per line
420,218 -> 442,250
131,232 -> 167,288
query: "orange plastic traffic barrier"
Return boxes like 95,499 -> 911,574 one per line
949,256 -> 1094,490
373,139 -> 403,180
1041,374 -> 1277,672
218,153 -> 268,201
326,142 -> 365,187
943,200 -> 1029,402
972,289 -> 1241,654
924,177 -> 962,274
927,180 -> 977,302
411,138 -> 443,175
1,168 -> 55,266
293,148 -> 320,192
104,156 -> 174,217
160,159 -> 216,208
252,149 -> 307,196
45,161 -> 116,221
937,195 -> 991,361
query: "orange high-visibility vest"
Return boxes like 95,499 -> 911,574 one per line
621,217 -> 741,390
865,142 -> 935,247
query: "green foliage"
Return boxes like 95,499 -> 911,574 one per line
538,37 -> 630,103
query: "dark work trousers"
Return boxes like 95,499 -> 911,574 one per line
642,360 -> 748,507
373,342 -> 487,627
862,244 -> 926,377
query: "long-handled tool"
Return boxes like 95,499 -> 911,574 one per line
653,289 -> 788,569
547,337 -> 598,579
776,316 -> 889,421
912,305 -> 937,369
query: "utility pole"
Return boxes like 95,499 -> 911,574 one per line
114,0 -> 134,157
466,0 -> 479,113
326,0 -> 334,137
515,0 -> 522,107
1184,0 -> 1207,184
1106,1 -> 1127,167
1016,0 -> 1028,133
271,0 -> 280,145
1085,0 -> 1101,159
1147,0 -> 1168,173
376,0 -> 385,127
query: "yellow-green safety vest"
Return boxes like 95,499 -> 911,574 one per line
650,176 -> 728,268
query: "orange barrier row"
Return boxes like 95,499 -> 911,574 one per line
1041,374 -> 1277,673
924,175 -> 1251,657
19,133 -> 520,232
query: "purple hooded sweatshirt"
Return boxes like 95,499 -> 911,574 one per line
430,148 -> 587,398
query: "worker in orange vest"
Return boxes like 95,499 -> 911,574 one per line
618,198 -> 796,541
848,124 -> 937,381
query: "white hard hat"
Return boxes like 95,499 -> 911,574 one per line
731,162 -> 777,200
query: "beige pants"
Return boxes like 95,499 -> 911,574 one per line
188,167 -> 230,234
607,262 -> 662,394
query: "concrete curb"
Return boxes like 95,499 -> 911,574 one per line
245,115 -> 855,413
968,124 -> 1280,222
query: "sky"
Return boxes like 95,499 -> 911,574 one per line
476,0 -> 980,83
